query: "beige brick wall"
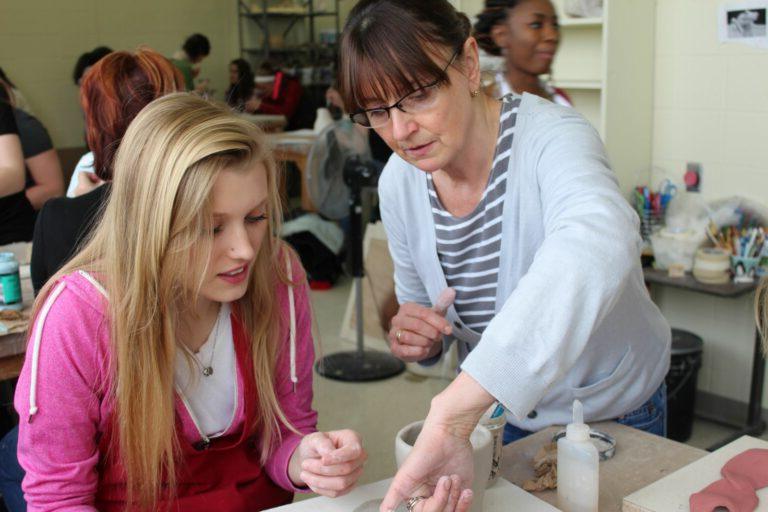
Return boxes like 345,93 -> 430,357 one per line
652,0 -> 768,202
651,0 -> 768,410
0,0 -> 239,150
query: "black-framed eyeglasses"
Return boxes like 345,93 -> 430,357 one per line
350,50 -> 460,129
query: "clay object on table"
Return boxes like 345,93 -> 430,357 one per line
689,448 -> 768,512
0,309 -> 22,321
523,442 -> 558,492
0,308 -> 27,334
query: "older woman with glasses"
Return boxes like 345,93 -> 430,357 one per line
339,1 -> 671,511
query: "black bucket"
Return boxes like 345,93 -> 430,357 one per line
665,329 -> 703,442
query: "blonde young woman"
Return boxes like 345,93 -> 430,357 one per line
14,94 -> 366,511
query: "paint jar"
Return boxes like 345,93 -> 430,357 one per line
0,252 -> 23,311
692,247 -> 730,285
731,255 -> 761,284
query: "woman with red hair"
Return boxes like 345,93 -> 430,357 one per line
30,48 -> 184,293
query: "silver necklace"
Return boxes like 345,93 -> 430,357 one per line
181,309 -> 221,377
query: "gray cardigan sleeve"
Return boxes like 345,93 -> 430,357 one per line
460,106 -> 642,420
378,161 -> 432,308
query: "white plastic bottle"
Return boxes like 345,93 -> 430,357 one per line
557,400 -> 599,512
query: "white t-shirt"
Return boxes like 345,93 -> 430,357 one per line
494,71 -> 572,107
174,303 -> 238,437
65,152 -> 95,197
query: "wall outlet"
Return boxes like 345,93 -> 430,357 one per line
685,162 -> 701,192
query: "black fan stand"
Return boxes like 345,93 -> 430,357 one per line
315,157 -> 405,382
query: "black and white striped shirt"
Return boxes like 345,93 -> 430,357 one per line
428,96 -> 520,333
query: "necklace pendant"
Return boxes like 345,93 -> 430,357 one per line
202,366 -> 213,377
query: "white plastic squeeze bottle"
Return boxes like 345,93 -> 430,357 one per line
557,400 -> 599,512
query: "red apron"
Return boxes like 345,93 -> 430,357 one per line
95,315 -> 294,511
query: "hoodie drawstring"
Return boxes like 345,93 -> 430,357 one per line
29,272 -> 107,423
28,281 -> 67,423
285,253 -> 298,393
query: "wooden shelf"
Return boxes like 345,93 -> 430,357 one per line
243,46 -> 335,53
238,0 -> 340,66
552,79 -> 603,90
560,17 -> 603,27
247,10 -> 338,17
548,0 -> 655,192
643,268 -> 757,298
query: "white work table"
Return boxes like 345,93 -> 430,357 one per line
268,422 -> 708,511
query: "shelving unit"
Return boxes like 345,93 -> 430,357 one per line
559,16 -> 602,27
550,0 -> 656,194
237,0 -> 340,71
551,79 -> 603,90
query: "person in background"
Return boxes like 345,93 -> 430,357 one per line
13,105 -> 64,211
172,33 -> 211,92
0,67 -> 34,114
0,83 -> 27,512
251,63 -> 302,120
326,86 -> 392,165
0,75 -> 63,214
14,93 -> 366,511
0,78 -> 64,213
226,58 -> 257,112
34,49 -> 185,293
0,78 -> 63,245
67,46 -> 113,199
72,46 -> 113,87
338,1 -> 670,509
0,80 -> 27,245
473,0 -> 571,105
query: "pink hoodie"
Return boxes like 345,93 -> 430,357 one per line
14,262 -> 318,511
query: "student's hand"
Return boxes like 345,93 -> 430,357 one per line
290,429 -> 367,497
245,95 -> 261,113
194,78 -> 210,95
73,171 -> 104,197
388,289 -> 455,363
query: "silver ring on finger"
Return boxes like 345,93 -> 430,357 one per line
406,496 -> 428,512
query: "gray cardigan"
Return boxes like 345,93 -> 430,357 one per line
378,93 -> 671,430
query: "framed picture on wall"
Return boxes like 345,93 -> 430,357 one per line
719,1 -> 768,47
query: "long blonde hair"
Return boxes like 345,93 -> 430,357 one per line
33,93 -> 298,508
756,278 -> 768,355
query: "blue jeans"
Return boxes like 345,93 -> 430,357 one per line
502,384 -> 668,445
0,426 -> 25,512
